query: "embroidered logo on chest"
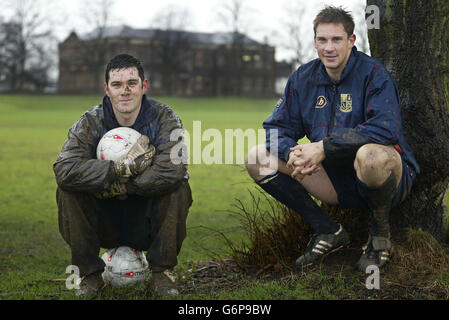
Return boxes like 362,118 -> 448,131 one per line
340,94 -> 353,113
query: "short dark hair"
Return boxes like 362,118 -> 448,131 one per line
313,5 -> 355,36
105,54 -> 145,84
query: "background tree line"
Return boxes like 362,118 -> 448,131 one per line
0,0 -> 370,94
0,0 -> 55,92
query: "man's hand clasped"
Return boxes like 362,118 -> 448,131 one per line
94,181 -> 128,200
114,135 -> 156,178
287,141 -> 325,182
95,135 -> 155,200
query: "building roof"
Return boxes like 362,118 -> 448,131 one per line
76,25 -> 263,46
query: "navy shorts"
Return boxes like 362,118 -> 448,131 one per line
321,157 -> 416,212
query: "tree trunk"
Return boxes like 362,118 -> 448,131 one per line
367,0 -> 449,242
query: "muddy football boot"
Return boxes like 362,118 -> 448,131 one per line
295,225 -> 350,267
357,235 -> 392,272
150,270 -> 179,296
75,271 -> 105,299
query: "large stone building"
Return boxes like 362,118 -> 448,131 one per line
58,25 -> 280,97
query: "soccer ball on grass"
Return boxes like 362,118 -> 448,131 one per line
101,246 -> 150,287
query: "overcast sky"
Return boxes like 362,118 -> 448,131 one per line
54,0 -> 366,61
1,0 -> 367,62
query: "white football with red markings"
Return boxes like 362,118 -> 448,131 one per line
101,246 -> 149,287
96,127 -> 141,161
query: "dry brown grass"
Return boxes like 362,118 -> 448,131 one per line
226,189 -> 375,271
227,189 -> 312,272
226,191 -> 449,281
392,228 -> 449,275
200,190 -> 449,298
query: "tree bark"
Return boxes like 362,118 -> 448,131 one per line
367,0 -> 449,242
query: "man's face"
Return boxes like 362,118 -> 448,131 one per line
314,23 -> 355,75
104,67 -> 148,115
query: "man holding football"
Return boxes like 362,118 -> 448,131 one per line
54,54 -> 192,298
245,6 -> 419,272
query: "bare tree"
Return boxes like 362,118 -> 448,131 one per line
149,5 -> 192,32
215,0 -> 254,96
0,13 -> 5,86
79,0 -> 116,92
1,0 -> 56,92
149,5 -> 193,96
0,21 -> 21,91
280,3 -> 309,67
217,0 -> 249,36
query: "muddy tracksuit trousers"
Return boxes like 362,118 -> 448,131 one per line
57,180 -> 192,277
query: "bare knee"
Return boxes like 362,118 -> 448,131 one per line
245,144 -> 265,181
355,144 -> 401,187
245,144 -> 278,181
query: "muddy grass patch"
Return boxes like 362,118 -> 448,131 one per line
180,192 -> 449,299
176,249 -> 449,299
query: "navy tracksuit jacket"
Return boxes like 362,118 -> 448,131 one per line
263,47 -> 419,176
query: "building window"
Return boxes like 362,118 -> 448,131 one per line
242,54 -> 251,62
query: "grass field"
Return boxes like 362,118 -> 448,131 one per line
0,94 -> 280,299
1,94 -> 448,301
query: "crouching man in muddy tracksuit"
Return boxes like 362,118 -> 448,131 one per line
245,6 -> 420,272
54,54 -> 192,298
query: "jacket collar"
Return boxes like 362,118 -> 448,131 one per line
313,46 -> 359,85
102,94 -> 150,130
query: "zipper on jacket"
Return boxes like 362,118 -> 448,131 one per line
327,83 -> 338,136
